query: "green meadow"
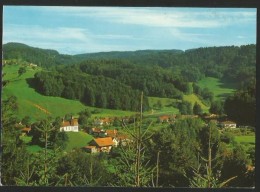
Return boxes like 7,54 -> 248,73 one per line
148,93 -> 209,116
182,94 -> 209,111
65,131 -> 94,152
147,97 -> 180,116
234,135 -> 255,144
198,77 -> 236,100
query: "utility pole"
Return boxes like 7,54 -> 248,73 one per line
156,151 -> 161,187
135,92 -> 143,187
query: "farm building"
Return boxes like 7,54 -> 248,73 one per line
83,146 -> 98,153
21,127 -> 31,136
220,120 -> 237,129
60,117 -> 79,132
158,115 -> 176,123
86,137 -> 115,153
93,117 -> 114,126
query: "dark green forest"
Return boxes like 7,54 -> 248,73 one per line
3,43 -> 256,86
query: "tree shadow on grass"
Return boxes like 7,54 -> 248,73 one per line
219,78 -> 238,89
218,93 -> 234,98
26,78 -> 42,94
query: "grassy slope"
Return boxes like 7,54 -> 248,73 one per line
234,135 -> 255,144
198,77 -> 236,100
147,97 -> 180,116
3,64 -> 135,121
183,94 -> 209,111
65,131 -> 94,152
148,93 -> 209,115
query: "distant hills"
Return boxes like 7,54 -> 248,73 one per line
74,49 -> 184,60
3,42 -> 183,68
3,42 -> 256,84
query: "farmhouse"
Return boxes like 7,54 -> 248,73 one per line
105,129 -> 118,138
220,120 -> 237,129
93,117 -> 114,126
87,137 -> 114,153
29,63 -> 38,67
179,115 -> 199,119
60,117 -> 79,132
101,117 -> 113,125
203,113 -> 219,120
21,127 -> 31,136
116,134 -> 131,146
83,146 -> 98,153
158,115 -> 176,123
89,127 -> 103,135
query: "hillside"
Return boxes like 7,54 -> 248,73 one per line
3,43 -> 256,85
3,43 -> 256,118
3,42 -> 78,68
197,77 -> 237,100
3,64 -> 136,121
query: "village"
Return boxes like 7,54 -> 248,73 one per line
18,112 -> 250,155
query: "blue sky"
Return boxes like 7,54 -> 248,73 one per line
3,6 -> 256,54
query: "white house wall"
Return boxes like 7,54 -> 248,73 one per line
60,126 -> 79,132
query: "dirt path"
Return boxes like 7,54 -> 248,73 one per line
27,101 -> 51,115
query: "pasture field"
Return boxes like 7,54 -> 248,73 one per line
234,135 -> 255,144
147,97 -> 180,116
65,131 -> 94,152
148,93 -> 209,116
198,77 -> 236,100
182,94 -> 209,111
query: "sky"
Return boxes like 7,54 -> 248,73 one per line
3,6 -> 257,55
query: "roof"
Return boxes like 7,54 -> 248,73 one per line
180,115 -> 198,119
159,115 -> 170,120
92,127 -> 102,133
71,118 -> 78,126
117,134 -> 129,140
204,114 -> 219,119
221,121 -> 236,124
61,121 -> 70,127
94,137 -> 114,147
106,129 -> 118,137
101,117 -> 113,123
21,127 -> 31,132
61,118 -> 78,127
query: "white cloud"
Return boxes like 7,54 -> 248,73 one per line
38,7 -> 256,28
3,24 -> 147,54
4,24 -> 90,42
237,35 -> 246,39
3,7 -> 256,54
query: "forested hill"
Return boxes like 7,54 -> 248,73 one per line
3,42 -> 78,67
3,43 -> 256,77
74,49 -> 184,62
3,42 -> 256,113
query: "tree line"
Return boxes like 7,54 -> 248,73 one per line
33,70 -> 149,111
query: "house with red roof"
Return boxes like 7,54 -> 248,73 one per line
158,115 -> 176,123
21,127 -> 31,136
86,137 -> 114,153
105,129 -> 118,138
60,117 -> 79,132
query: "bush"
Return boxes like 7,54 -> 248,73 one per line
220,132 -> 235,144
